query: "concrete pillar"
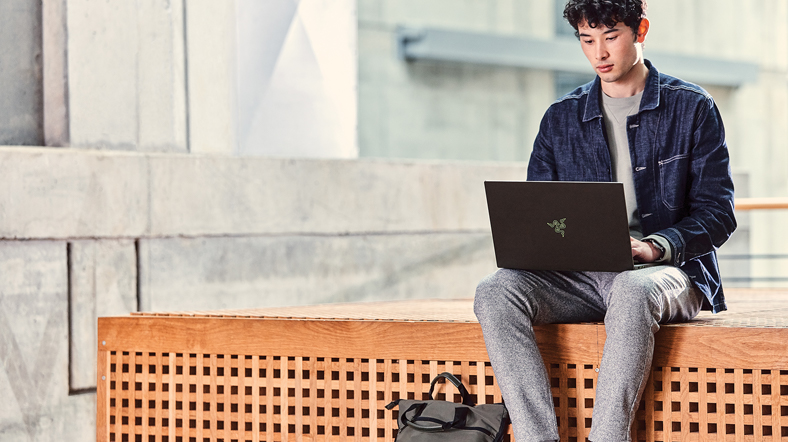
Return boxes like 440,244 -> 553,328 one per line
67,0 -> 187,152
184,0 -> 238,154
43,0 -> 69,147
234,0 -> 358,157
0,0 -> 43,145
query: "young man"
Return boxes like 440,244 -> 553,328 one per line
474,1 -> 736,441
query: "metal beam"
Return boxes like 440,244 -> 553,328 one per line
397,27 -> 759,87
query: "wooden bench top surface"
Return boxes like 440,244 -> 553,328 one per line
130,288 -> 788,328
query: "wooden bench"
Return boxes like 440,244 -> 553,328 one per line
97,288 -> 788,442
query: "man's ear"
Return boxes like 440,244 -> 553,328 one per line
636,18 -> 650,43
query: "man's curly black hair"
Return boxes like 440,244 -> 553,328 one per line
563,0 -> 647,39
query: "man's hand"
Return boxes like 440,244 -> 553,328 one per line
631,237 -> 661,263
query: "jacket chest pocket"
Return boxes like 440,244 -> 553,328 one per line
659,154 -> 690,210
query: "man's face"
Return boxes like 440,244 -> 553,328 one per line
577,20 -> 644,87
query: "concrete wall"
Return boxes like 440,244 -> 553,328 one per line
0,147 -> 526,441
3,0 -> 362,438
0,241 -> 95,442
358,0 -> 788,165
358,0 -> 557,162
65,0 -> 357,158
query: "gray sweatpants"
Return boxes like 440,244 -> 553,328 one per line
474,266 -> 704,442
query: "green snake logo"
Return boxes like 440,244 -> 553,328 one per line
547,218 -> 567,237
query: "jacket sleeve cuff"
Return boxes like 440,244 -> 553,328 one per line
643,234 -> 673,264
652,227 -> 686,266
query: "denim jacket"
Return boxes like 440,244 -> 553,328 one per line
527,60 -> 736,313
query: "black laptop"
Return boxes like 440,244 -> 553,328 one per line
485,181 -> 653,272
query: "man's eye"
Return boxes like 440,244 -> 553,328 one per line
583,40 -> 593,44
606,36 -> 617,41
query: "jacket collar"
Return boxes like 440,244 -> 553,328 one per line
582,59 -> 661,122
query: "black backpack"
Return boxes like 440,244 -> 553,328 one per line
386,372 -> 510,442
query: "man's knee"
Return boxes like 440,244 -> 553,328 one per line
604,273 -> 663,328
474,269 -> 533,321
609,271 -> 663,306
474,270 -> 508,319
605,270 -> 674,332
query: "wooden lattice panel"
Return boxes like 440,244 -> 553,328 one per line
549,363 -> 599,442
102,345 -> 788,442
634,367 -> 788,442
102,350 -> 508,442
546,363 -> 788,442
98,292 -> 788,442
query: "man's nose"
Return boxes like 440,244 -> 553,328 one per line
596,43 -> 608,60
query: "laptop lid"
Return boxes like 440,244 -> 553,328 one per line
484,181 -> 636,272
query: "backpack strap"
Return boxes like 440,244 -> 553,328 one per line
401,403 -> 470,432
428,372 -> 475,406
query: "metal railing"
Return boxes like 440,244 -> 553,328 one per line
720,198 -> 788,285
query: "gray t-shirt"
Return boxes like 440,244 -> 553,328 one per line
601,90 -> 643,238
601,90 -> 672,262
